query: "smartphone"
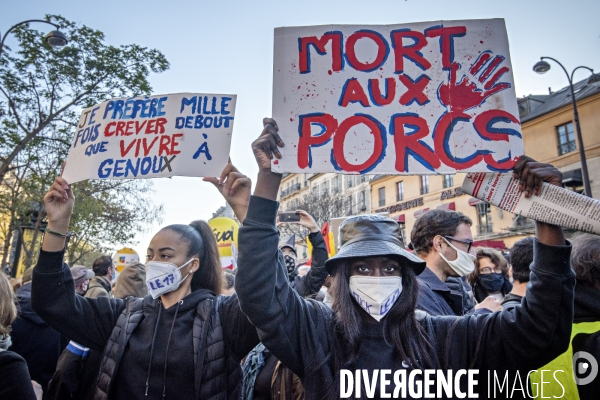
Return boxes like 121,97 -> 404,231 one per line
279,212 -> 301,222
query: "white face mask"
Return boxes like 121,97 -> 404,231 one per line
438,237 -> 476,276
349,276 -> 403,322
145,258 -> 196,299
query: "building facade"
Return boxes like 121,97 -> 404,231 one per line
278,172 -> 375,258
519,77 -> 600,198
369,173 -> 530,249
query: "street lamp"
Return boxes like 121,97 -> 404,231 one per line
533,56 -> 597,197
0,19 -> 68,58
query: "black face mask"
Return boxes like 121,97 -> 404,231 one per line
480,273 -> 504,293
284,255 -> 297,274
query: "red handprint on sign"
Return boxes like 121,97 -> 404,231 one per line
437,51 -> 511,112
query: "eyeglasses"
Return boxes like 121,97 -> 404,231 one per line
479,267 -> 502,275
442,236 -> 474,253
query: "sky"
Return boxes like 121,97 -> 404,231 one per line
3,0 -> 599,260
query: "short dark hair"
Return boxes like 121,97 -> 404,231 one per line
410,209 -> 472,255
571,233 -> 600,289
92,256 -> 114,276
510,237 -> 534,283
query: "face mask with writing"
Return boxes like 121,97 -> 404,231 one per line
439,237 -> 476,277
145,258 -> 196,299
349,276 -> 403,322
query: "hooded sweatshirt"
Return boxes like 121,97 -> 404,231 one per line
10,282 -> 66,392
112,289 -> 214,400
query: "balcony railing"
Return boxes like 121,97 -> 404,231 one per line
280,183 -> 301,198
443,178 -> 454,188
420,187 -> 429,195
378,199 -> 385,207
396,193 -> 404,202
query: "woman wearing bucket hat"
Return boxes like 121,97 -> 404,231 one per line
235,118 -> 574,399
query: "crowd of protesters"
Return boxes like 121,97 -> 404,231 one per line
0,118 -> 598,400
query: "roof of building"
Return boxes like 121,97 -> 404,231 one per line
520,76 -> 600,123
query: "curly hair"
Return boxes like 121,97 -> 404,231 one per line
468,247 -> 509,287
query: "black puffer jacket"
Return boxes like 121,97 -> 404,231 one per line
32,249 -> 259,400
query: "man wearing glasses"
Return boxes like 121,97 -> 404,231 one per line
410,209 -> 502,316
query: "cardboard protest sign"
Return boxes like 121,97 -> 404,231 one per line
271,19 -> 523,175
62,93 -> 236,183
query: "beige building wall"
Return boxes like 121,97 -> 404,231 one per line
521,92 -> 600,198
369,174 -> 527,247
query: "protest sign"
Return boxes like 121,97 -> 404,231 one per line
462,173 -> 600,235
271,19 -> 523,175
62,93 -> 236,183
208,217 -> 239,269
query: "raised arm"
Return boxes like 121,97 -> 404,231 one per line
31,177 -> 125,351
288,210 -> 329,298
235,119 -> 332,377
437,157 -> 574,374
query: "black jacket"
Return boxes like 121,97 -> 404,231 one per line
46,341 -> 102,400
417,268 -> 478,316
236,196 -> 574,399
10,282 -> 67,393
0,350 -> 37,400
290,231 -> 328,298
31,249 -> 260,400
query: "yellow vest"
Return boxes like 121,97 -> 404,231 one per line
529,321 -> 600,399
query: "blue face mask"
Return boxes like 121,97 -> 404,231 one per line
480,272 -> 504,293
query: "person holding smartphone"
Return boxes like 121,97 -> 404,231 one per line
277,210 -> 328,298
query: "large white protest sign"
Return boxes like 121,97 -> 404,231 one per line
271,19 -> 523,175
62,93 -> 236,183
